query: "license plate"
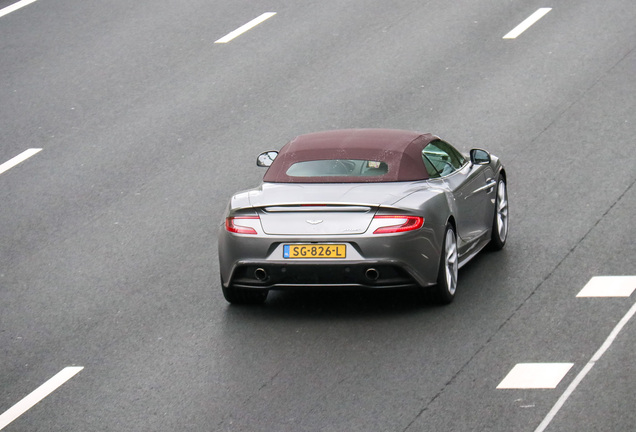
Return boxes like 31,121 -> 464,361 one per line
283,244 -> 346,259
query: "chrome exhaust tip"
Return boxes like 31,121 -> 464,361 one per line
254,268 -> 269,282
365,268 -> 380,281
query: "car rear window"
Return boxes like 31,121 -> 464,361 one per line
285,159 -> 388,178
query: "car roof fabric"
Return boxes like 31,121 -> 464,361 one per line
263,129 -> 436,183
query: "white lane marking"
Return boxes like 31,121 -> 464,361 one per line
503,8 -> 552,39
577,276 -> 636,297
0,0 -> 38,19
497,363 -> 574,389
534,300 -> 636,432
0,366 -> 83,430
215,12 -> 276,44
0,148 -> 42,175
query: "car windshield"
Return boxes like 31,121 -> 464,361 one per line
285,159 -> 389,178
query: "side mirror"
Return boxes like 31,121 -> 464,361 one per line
470,149 -> 491,165
257,151 -> 278,167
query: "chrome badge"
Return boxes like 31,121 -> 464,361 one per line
306,219 -> 323,225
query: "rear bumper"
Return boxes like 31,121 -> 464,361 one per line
218,224 -> 445,290
227,261 -> 422,290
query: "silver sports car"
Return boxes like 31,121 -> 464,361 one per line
218,129 -> 508,305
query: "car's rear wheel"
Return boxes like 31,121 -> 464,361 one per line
489,176 -> 508,250
222,282 -> 268,305
431,224 -> 458,304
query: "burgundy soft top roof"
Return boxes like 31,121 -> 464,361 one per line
263,129 -> 436,183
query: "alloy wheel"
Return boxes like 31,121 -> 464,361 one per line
496,180 -> 509,243
444,228 -> 458,296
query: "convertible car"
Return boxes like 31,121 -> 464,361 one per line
218,129 -> 508,305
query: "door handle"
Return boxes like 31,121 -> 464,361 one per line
468,179 -> 496,198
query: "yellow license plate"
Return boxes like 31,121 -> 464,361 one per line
283,244 -> 346,259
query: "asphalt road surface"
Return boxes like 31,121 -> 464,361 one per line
1,0 -> 634,431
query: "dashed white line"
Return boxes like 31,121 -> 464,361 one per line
534,300 -> 636,432
497,363 -> 574,389
503,8 -> 552,39
0,0 -> 38,19
577,276 -> 636,297
0,148 -> 42,176
0,366 -> 83,430
215,12 -> 276,44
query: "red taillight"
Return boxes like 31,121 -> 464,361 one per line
372,215 -> 424,234
225,216 -> 259,234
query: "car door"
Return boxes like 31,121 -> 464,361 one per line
423,140 -> 493,245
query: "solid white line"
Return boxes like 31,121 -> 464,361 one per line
215,12 -> 276,43
534,300 -> 636,432
0,367 -> 83,430
0,0 -> 38,19
503,8 -> 552,39
0,148 -> 42,175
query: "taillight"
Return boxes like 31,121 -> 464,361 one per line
372,215 -> 424,234
225,216 -> 260,234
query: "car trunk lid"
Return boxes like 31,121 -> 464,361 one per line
248,183 -> 413,235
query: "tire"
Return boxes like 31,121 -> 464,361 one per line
489,176 -> 508,251
431,224 -> 458,305
222,282 -> 268,305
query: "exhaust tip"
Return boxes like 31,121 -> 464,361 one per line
254,268 -> 269,282
365,268 -> 380,281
